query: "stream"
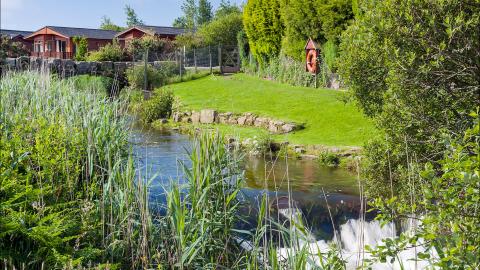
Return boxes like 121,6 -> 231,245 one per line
130,125 -> 376,241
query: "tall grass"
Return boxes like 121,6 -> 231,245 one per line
0,70 -> 151,268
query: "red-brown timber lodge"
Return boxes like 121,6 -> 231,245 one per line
0,25 -> 186,59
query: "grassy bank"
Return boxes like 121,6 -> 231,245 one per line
164,73 -> 375,147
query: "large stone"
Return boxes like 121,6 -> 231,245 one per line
62,59 -> 76,76
99,61 -> 114,75
281,123 -> 297,133
75,61 -> 91,74
114,62 -> 127,74
191,111 -> 200,124
268,120 -> 285,133
237,116 -> 247,125
47,58 -> 62,73
5,58 -> 16,70
254,117 -> 268,128
245,113 -> 257,126
200,109 -> 217,124
173,112 -> 182,122
16,56 -> 30,70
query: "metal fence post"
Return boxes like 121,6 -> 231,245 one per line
193,48 -> 197,73
218,45 -> 222,74
209,46 -> 213,74
144,48 -> 149,93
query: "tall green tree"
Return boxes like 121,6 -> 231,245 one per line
99,16 -> 124,31
215,0 -> 241,18
199,12 -> 243,45
243,0 -> 284,66
197,0 -> 213,26
125,5 -> 144,27
179,0 -> 197,29
337,0 -> 480,199
72,36 -> 88,61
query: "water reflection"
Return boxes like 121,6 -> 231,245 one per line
130,126 -> 373,241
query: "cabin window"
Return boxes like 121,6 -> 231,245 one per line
34,41 -> 43,52
56,40 -> 66,52
46,41 -> 53,52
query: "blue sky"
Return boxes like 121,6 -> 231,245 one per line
1,0 -> 245,31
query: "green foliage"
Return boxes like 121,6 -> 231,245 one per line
155,132 -> 244,268
369,117 -> 480,269
215,0 -> 241,18
127,35 -> 175,61
199,13 -> 243,46
0,36 -> 29,60
197,0 -> 213,26
99,16 -> 124,31
139,89 -> 175,124
243,0 -> 284,66
237,30 -> 250,68
125,4 -> 144,27
0,72 -> 148,268
69,75 -> 113,96
279,0 -> 354,61
256,56 -> 317,87
176,0 -> 197,29
319,151 -> 340,167
322,40 -> 337,72
72,36 -> 88,61
338,0 -> 480,199
126,65 -> 164,90
86,39 -> 126,62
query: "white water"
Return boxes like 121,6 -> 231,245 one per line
277,212 -> 435,269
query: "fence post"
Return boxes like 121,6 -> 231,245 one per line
193,48 -> 197,73
209,46 -> 212,74
179,50 -> 183,79
218,45 -> 222,74
144,48 -> 149,95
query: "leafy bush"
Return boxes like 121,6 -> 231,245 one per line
369,117 -> 480,269
199,12 -> 243,46
322,40 -> 338,72
72,36 -> 88,61
86,40 -> 126,62
337,0 -> 479,199
70,75 -> 113,96
319,151 -> 340,167
255,56 -> 318,87
126,65 -> 165,90
139,89 -> 175,124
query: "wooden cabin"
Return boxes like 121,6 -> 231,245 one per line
115,25 -> 186,48
25,26 -> 118,59
0,29 -> 33,56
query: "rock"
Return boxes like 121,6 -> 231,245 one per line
173,112 -> 182,122
5,58 -> 16,69
295,147 -> 306,154
62,59 -> 75,75
47,58 -> 62,73
328,73 -> 341,90
237,116 -> 247,125
281,123 -> 297,133
218,113 -> 228,124
16,56 -> 30,70
99,61 -> 113,75
268,121 -> 279,133
200,109 -> 217,124
245,113 -> 257,126
254,117 -> 268,128
114,62 -> 127,74
181,117 -> 191,123
300,154 -> 318,160
227,115 -> 238,125
191,111 -> 200,124
75,61 -> 91,74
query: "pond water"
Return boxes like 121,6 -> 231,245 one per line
130,126 -> 376,241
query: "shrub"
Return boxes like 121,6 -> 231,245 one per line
322,40 -> 338,72
86,40 -> 126,62
257,56 -> 318,87
139,89 -> 175,124
72,36 -> 88,61
319,151 -> 340,167
126,65 -> 165,90
70,75 -> 113,96
337,0 -> 479,199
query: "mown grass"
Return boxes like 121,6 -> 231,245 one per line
164,73 -> 375,147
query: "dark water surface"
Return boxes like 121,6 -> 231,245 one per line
130,126 -> 373,240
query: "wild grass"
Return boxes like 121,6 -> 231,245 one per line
0,70 -> 150,268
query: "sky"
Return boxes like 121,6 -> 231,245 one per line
0,0 -> 245,31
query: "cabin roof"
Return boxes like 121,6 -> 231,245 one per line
305,38 -> 321,50
116,25 -> 187,38
0,29 -> 33,39
26,26 -> 118,40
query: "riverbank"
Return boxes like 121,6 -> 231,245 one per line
162,73 -> 375,147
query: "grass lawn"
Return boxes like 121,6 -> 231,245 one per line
164,74 -> 375,147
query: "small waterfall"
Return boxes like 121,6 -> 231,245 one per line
276,209 -> 435,269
